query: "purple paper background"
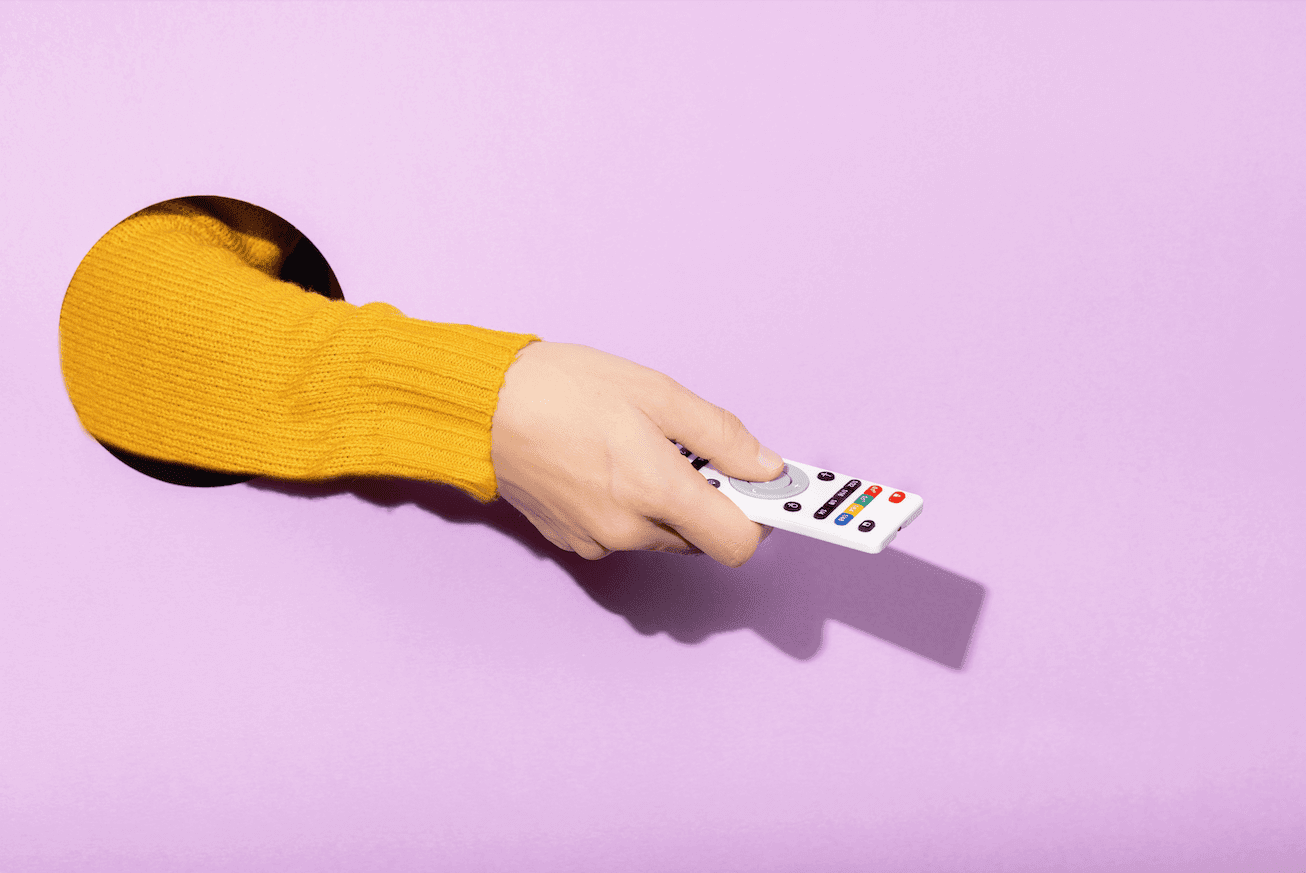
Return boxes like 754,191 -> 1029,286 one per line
3,2 -> 1304,870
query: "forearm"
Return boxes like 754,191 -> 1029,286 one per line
59,199 -> 538,502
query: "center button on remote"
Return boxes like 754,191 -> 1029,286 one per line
728,463 -> 810,500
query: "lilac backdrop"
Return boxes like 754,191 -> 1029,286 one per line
3,2 -> 1304,871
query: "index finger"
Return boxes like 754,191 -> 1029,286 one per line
654,457 -> 767,568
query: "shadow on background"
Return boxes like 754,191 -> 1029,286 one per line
248,475 -> 986,668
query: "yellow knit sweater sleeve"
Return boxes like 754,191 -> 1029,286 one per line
59,198 -> 539,503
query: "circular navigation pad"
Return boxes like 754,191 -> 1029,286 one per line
728,463 -> 810,500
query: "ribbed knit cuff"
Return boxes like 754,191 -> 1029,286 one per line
344,308 -> 539,502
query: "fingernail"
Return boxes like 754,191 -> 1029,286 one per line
759,446 -> 783,470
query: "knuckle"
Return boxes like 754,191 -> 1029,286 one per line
641,473 -> 680,516
723,536 -> 757,568
576,542 -> 609,561
611,471 -> 654,516
638,474 -> 689,523
642,370 -> 683,413
615,464 -> 674,519
715,407 -> 747,444
597,517 -> 647,553
650,369 -> 686,396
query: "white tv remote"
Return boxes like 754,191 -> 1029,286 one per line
673,442 -> 924,555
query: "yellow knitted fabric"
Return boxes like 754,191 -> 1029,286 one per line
59,197 -> 539,503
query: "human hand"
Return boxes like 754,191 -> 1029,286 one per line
490,341 -> 784,567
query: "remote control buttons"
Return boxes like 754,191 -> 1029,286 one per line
728,463 -> 810,500
889,491 -> 905,503
849,485 -> 881,514
858,519 -> 876,532
835,500 -> 871,525
813,479 -> 861,520
784,501 -> 801,512
675,443 -> 712,470
817,471 -> 835,482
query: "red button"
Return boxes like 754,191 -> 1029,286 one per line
865,485 -> 882,498
888,491 -> 905,503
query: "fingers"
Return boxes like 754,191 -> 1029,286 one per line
646,379 -> 783,484
584,506 -> 703,558
668,504 -> 766,567
520,500 -> 700,561
650,465 -> 769,568
520,459 -> 759,565
635,383 -> 778,567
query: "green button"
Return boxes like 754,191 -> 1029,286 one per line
855,494 -> 873,506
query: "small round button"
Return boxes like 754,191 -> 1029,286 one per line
858,519 -> 876,532
708,479 -> 720,488
817,471 -> 835,481
784,501 -> 801,512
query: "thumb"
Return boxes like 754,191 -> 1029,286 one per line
654,384 -> 784,483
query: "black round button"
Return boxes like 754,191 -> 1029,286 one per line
858,519 -> 876,532
784,501 -> 801,512
708,479 -> 720,488
817,471 -> 835,481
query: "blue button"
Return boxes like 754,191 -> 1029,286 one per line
835,512 -> 854,526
